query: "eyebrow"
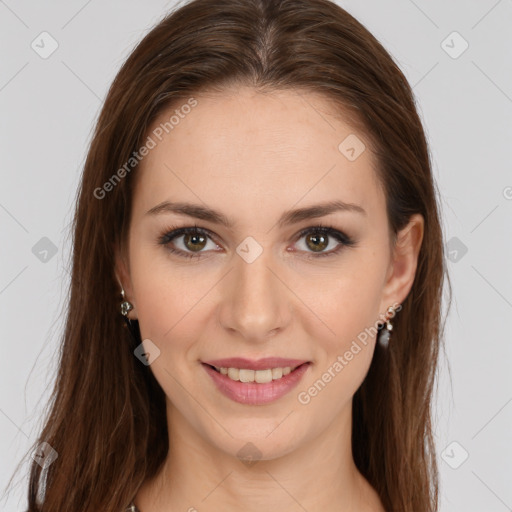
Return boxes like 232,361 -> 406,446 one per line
145,199 -> 366,228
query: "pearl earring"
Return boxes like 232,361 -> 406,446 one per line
378,305 -> 397,347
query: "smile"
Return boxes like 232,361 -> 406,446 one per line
208,364 -> 302,383
201,358 -> 311,405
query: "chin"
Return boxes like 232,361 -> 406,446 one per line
202,417 -> 308,463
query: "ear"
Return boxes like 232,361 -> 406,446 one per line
114,244 -> 138,320
379,213 -> 424,315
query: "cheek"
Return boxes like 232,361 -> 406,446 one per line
297,283 -> 380,411
299,346 -> 374,416
292,261 -> 383,400
294,260 -> 384,345
129,247 -> 220,356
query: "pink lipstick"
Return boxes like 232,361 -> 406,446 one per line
201,357 -> 311,405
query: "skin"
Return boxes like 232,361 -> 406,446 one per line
116,86 -> 424,512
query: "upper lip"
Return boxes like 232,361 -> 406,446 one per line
202,357 -> 310,371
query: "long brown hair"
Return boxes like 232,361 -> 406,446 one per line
10,0 -> 452,510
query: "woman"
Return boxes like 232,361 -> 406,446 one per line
19,0 -> 452,510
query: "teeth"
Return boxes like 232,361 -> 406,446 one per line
272,367 -> 282,379
227,368 -> 239,380
213,365 -> 301,383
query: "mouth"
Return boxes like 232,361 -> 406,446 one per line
203,362 -> 310,384
201,360 -> 311,405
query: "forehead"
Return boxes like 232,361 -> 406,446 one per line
133,87 -> 384,223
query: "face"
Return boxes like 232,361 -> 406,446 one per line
116,86 -> 422,462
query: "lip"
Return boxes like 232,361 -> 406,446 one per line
202,357 -> 309,371
201,361 -> 311,405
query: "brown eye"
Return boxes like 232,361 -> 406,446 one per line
304,232 -> 329,252
158,226 -> 219,259
294,225 -> 356,258
183,232 -> 207,252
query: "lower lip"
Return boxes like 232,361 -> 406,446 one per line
202,363 -> 310,405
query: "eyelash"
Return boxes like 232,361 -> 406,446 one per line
157,223 -> 357,260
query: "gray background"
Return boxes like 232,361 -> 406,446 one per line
1,0 -> 511,511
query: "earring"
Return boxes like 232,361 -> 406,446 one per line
118,283 -> 140,345
120,286 -> 134,317
378,305 -> 397,348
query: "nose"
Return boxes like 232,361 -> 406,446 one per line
218,246 -> 292,343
